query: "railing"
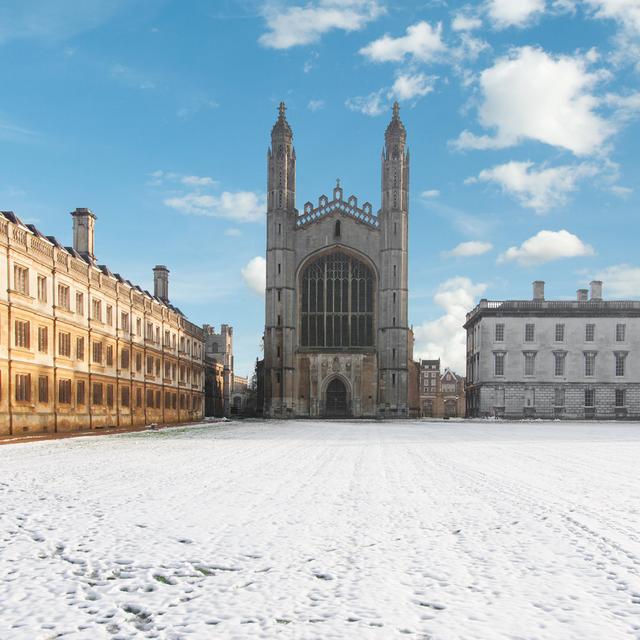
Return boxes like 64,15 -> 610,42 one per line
466,298 -> 640,320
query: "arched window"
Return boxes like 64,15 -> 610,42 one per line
300,251 -> 374,348
334,220 -> 341,237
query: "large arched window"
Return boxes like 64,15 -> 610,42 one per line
300,251 -> 374,348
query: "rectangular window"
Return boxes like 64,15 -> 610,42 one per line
92,298 -> 102,322
57,284 -> 70,310
76,337 -> 85,361
277,289 -> 281,302
525,324 -> 535,342
615,389 -> 625,407
585,323 -> 595,342
14,265 -> 29,295
37,275 -> 47,302
584,352 -> 596,377
616,323 -> 626,342
524,352 -> 536,376
15,373 -> 31,402
92,382 -> 103,405
58,331 -> 71,357
106,345 -> 113,367
554,352 -> 565,376
106,384 -> 114,408
555,324 -> 565,342
120,348 -> 130,369
121,386 -> 130,407
585,388 -> 595,407
92,341 -> 103,364
106,305 -> 113,326
494,353 -> 505,376
495,323 -> 504,342
136,388 -> 142,407
38,326 -> 48,353
76,292 -> 84,316
136,352 -> 142,372
38,376 -> 48,403
14,319 -> 30,348
136,318 -> 142,335
120,312 -> 130,333
58,379 -> 72,404
615,352 -> 626,377
147,355 -> 154,374
554,387 -> 565,407
146,389 -> 154,407
77,381 -> 85,405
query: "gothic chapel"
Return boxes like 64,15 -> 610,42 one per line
263,102 -> 415,418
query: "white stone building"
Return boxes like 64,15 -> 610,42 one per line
263,102 -> 415,418
465,281 -> 640,419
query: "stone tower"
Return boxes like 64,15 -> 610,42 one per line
378,102 -> 410,411
264,103 -> 297,416
263,102 -> 413,418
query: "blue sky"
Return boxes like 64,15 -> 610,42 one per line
1,0 -> 639,374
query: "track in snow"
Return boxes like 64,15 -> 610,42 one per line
0,420 -> 639,639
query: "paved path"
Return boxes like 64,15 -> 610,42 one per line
1,420 -> 639,639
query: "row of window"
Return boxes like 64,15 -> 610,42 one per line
12,265 -> 201,357
495,387 -> 627,408
10,320 -> 201,382
10,374 -> 201,409
494,351 -> 628,377
494,322 -> 628,343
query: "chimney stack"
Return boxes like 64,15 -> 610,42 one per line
153,265 -> 169,302
577,289 -> 589,302
590,280 -> 603,301
532,280 -> 545,301
71,208 -> 97,260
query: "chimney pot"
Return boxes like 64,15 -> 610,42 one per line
70,207 -> 97,260
532,280 -> 545,301
153,265 -> 170,302
577,289 -> 589,302
590,280 -> 603,301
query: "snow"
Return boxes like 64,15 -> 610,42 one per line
1,420 -> 639,640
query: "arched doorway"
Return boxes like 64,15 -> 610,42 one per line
444,399 -> 457,418
325,378 -> 349,417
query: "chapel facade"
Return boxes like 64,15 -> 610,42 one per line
263,102 -> 414,418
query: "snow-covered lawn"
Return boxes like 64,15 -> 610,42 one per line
1,421 -> 639,640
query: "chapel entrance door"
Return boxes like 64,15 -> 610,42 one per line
325,378 -> 349,417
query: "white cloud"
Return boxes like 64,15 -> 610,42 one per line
307,99 -> 326,111
611,185 -> 633,197
486,0 -> 546,28
391,73 -> 436,100
452,13 -> 482,31
421,189 -> 440,198
593,264 -> 640,298
469,160 -> 598,212
346,73 -> 437,116
452,46 -> 612,156
498,229 -> 595,266
414,277 -> 487,372
586,0 -> 640,34
444,241 -> 493,257
259,0 -> 383,49
181,175 -> 217,187
359,20 -> 445,63
241,256 -> 266,295
164,191 -> 265,223
345,89 -> 387,116
110,63 -> 155,90
224,228 -> 242,237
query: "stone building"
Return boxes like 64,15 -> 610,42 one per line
203,324 -> 233,417
0,208 -> 205,436
263,102 -> 415,418
465,280 -> 640,419
419,359 -> 465,418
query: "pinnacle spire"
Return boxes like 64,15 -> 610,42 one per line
271,100 -> 292,140
385,100 -> 406,144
